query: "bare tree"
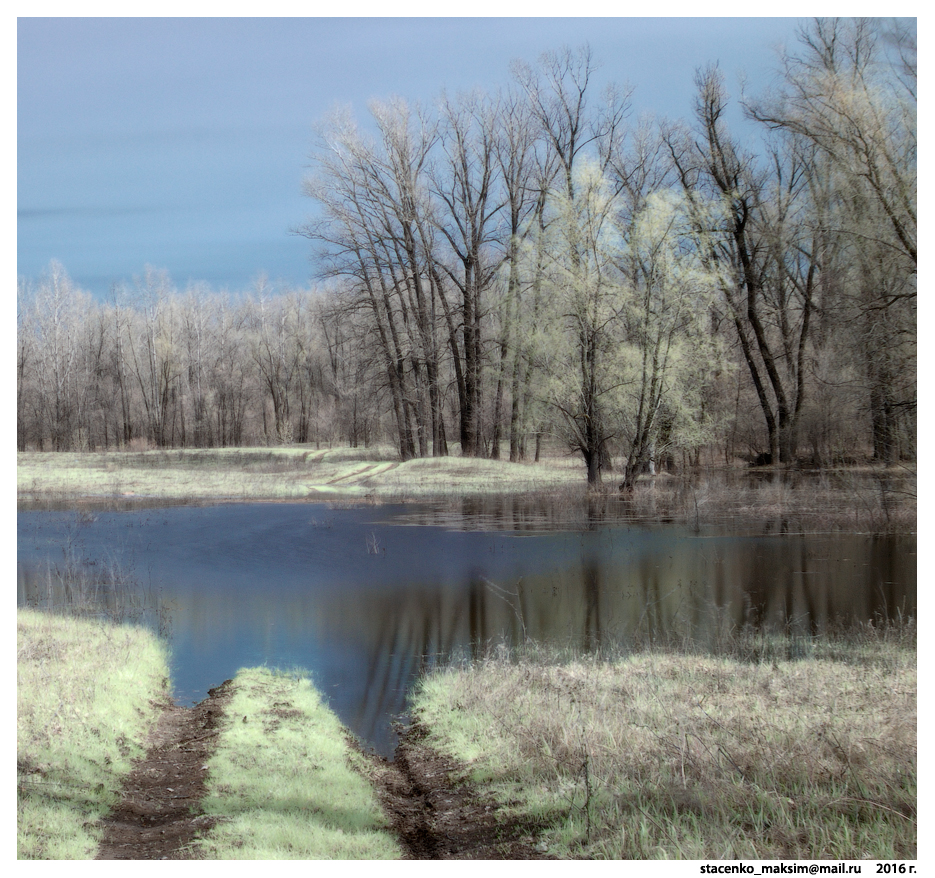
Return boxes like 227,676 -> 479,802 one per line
748,17 -> 916,462
17,279 -> 35,451
511,44 -> 631,481
27,262 -> 90,450
511,45 -> 630,203
616,191 -> 723,490
664,68 -> 820,464
432,90 -> 504,456
490,85 -> 558,461
536,160 -> 624,487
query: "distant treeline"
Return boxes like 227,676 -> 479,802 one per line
18,21 -> 916,481
17,268 -> 364,453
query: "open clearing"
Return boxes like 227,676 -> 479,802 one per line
17,446 -> 584,504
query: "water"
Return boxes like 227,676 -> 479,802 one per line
17,502 -> 916,757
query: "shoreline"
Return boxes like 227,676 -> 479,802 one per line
18,448 -> 917,858
18,609 -> 916,860
17,446 -> 916,534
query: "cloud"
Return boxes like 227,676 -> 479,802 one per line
18,204 -> 181,221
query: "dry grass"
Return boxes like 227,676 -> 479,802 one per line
16,445 -> 583,505
612,468 -> 916,533
412,625 -> 916,859
19,524 -> 170,634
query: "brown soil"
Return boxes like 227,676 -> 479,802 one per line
367,722 -> 552,859
95,684 -> 550,860
95,680 -> 233,860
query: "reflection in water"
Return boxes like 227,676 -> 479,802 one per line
17,503 -> 916,757
582,553 -> 601,652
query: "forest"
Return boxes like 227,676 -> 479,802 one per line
17,19 -> 916,487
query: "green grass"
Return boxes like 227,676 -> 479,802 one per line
194,667 -> 401,859
411,627 -> 916,859
17,608 -> 171,859
17,614 -> 400,860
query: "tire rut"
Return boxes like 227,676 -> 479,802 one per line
366,723 -> 551,860
95,681 -> 233,860
96,681 -> 547,860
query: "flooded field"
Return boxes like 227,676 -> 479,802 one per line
18,501 -> 916,756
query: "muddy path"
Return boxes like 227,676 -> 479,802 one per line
95,681 -> 232,860
367,723 -> 551,860
96,684 -> 548,860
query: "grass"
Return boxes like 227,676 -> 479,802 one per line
410,624 -> 916,860
17,608 -> 171,859
193,666 -> 401,859
17,445 -> 583,505
17,611 -> 399,860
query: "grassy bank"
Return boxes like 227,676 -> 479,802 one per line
411,626 -> 917,859
18,612 -> 400,859
16,445 -> 581,504
194,667 -> 401,859
17,609 -> 171,859
17,446 -> 914,532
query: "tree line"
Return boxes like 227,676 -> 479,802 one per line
18,19 -> 915,485
17,265 -> 369,453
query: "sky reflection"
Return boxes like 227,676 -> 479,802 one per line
17,503 -> 917,757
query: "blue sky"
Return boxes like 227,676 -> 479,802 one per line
18,15 -> 812,297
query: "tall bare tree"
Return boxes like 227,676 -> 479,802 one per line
748,17 -> 916,462
664,68 -> 820,464
490,85 -> 558,461
432,90 -> 504,456
510,44 -> 631,480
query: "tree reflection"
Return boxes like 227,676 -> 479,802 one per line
582,555 -> 601,652
18,507 -> 917,758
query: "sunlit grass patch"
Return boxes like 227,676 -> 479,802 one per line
195,667 -> 401,860
17,445 -> 586,504
371,453 -> 583,499
412,632 -> 916,859
17,446 -> 395,503
17,609 -> 170,859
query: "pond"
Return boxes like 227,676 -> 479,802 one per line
17,502 -> 916,757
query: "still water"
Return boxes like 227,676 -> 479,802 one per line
17,503 -> 916,757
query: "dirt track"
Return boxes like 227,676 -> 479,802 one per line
95,682 -> 232,860
367,723 -> 550,859
95,685 -> 548,860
